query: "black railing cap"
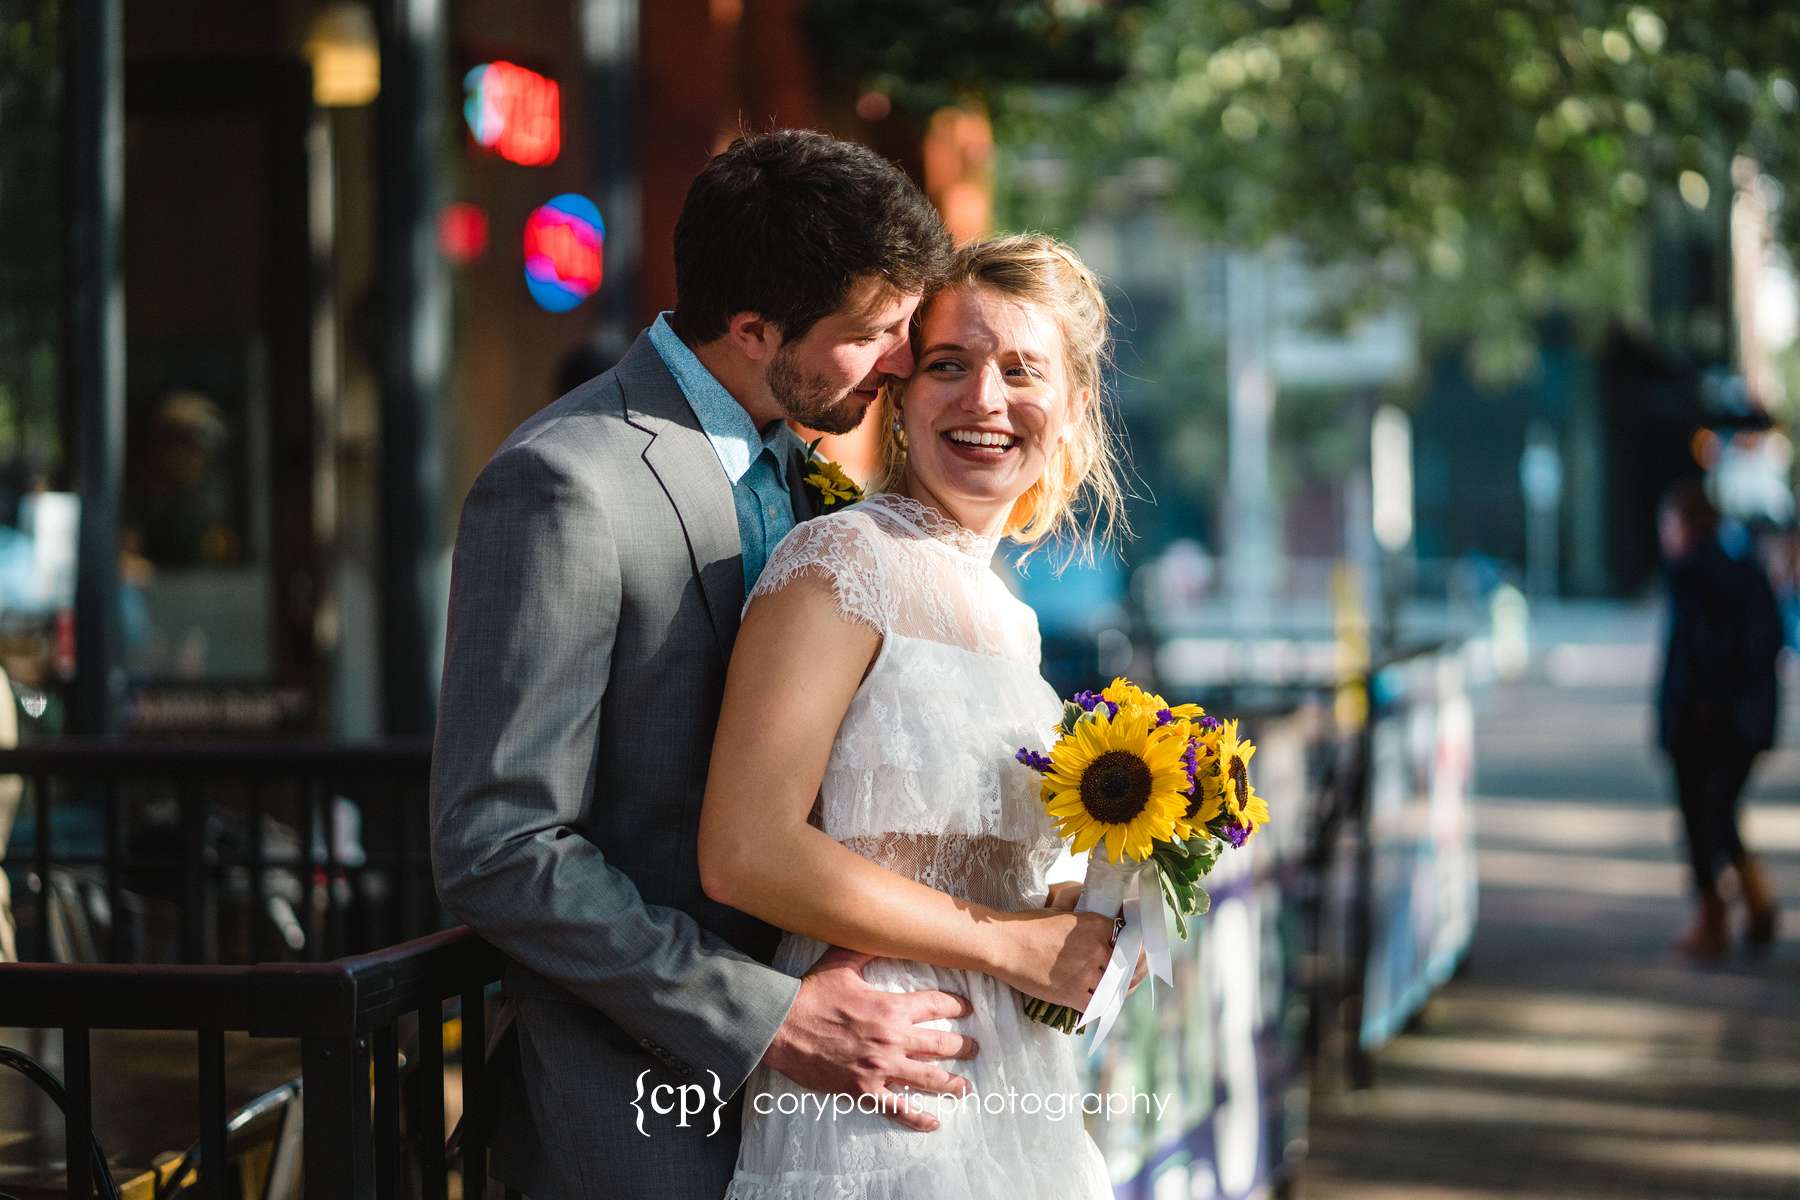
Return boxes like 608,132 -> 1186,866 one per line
0,739 -> 432,777
0,928 -> 501,1037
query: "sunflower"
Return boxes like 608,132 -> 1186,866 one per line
801,456 -> 863,509
1210,720 -> 1269,840
1041,706 -> 1190,862
1100,677 -> 1206,725
1173,731 -> 1225,838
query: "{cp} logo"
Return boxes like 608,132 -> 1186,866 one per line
630,1069 -> 726,1137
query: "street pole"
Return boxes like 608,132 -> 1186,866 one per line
66,0 -> 125,736
375,0 -> 450,737
1521,421 -> 1563,600
1225,251 -> 1278,640
1370,404 -> 1415,649
583,0 -> 640,341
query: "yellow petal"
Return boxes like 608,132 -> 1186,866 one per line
1072,822 -> 1106,855
1243,793 -> 1270,828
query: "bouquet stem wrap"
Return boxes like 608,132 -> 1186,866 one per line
1027,856 -> 1175,1054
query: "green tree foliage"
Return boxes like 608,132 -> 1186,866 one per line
803,0 -> 1142,115
811,1 -> 1800,382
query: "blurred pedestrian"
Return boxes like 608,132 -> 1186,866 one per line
1766,523 -> 1800,650
1655,479 -> 1782,961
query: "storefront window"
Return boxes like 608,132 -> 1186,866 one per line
0,1 -> 67,730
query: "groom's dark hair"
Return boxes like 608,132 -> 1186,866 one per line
671,129 -> 951,344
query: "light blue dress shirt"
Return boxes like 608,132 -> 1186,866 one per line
647,313 -> 802,590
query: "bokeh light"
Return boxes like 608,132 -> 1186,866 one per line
1678,169 -> 1711,210
438,202 -> 489,265
523,194 -> 604,313
464,61 -> 562,167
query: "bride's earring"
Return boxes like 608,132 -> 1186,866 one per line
891,410 -> 909,453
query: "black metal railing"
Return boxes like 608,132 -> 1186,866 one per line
1302,639 -> 1478,1090
0,925 -> 504,1200
0,741 -> 434,965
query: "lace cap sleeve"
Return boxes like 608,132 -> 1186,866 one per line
747,509 -> 894,635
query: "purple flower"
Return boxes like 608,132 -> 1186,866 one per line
1014,747 -> 1053,773
1155,708 -> 1175,727
1219,818 -> 1250,848
1071,690 -> 1118,719
1180,739 -> 1199,786
1197,715 -> 1221,732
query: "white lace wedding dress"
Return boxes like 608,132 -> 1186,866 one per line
724,491 -> 1114,1200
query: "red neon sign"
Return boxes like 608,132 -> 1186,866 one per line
525,219 -> 602,292
464,61 -> 561,167
523,195 -> 605,311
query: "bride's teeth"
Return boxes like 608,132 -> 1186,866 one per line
947,430 -> 1014,448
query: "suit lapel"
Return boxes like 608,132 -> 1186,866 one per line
619,336 -> 744,659
786,440 -> 823,525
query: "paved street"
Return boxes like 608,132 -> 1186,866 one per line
1299,605 -> 1800,1200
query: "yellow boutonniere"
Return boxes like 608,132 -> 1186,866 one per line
801,440 -> 863,511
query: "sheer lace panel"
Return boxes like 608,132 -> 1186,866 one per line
747,492 -> 1042,665
841,833 -> 1058,912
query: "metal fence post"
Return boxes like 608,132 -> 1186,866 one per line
62,1027 -> 92,1200
198,1028 -> 227,1200
303,1034 -> 373,1200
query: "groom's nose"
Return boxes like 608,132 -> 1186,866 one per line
874,331 -> 915,380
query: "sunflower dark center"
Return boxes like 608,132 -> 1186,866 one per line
1227,756 -> 1249,807
1080,751 -> 1153,824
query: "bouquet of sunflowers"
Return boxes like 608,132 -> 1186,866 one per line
1013,677 -> 1269,1038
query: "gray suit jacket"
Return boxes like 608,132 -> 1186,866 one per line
431,334 -> 821,1199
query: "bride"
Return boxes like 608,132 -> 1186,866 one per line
699,234 -> 1129,1198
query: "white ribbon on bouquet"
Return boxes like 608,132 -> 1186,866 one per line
1070,854 -> 1174,1055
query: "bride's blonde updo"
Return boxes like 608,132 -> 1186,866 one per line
875,232 -> 1127,556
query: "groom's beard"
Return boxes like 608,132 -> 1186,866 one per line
766,346 -> 874,435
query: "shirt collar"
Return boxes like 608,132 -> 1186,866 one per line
647,312 -> 799,483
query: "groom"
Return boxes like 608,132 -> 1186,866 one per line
431,130 -> 961,1199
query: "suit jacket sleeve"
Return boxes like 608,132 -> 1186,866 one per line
430,441 -> 800,1096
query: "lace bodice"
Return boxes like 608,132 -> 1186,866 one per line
746,491 -> 1063,909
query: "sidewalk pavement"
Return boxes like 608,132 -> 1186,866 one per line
1297,623 -> 1800,1199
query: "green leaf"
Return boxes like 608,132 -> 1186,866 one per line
1187,836 -> 1222,873
1190,884 -> 1211,919
1059,702 -> 1084,734
1158,874 -> 1192,937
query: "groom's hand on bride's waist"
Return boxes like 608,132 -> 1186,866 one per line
760,946 -> 978,1133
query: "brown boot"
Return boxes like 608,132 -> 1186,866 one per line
1674,891 -> 1730,962
1735,857 -> 1780,952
